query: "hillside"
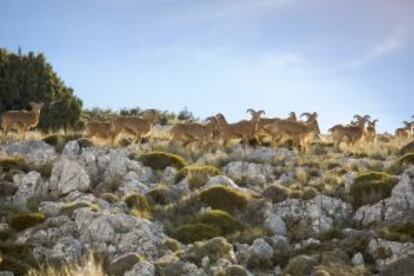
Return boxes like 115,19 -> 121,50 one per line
0,136 -> 413,276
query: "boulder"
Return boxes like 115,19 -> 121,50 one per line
49,158 -> 90,196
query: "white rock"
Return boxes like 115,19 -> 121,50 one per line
351,252 -> 364,266
49,158 -> 90,196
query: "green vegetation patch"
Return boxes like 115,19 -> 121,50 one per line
195,210 -> 243,236
349,172 -> 398,208
175,165 -> 221,188
284,255 -> 319,276
60,202 -> 99,217
8,212 -> 46,232
378,223 -> 414,243
146,187 -> 173,206
0,241 -> 38,275
199,185 -> 250,213
171,223 -> 221,244
312,264 -> 369,276
399,152 -> 414,165
0,156 -> 29,181
130,151 -> 188,170
124,193 -> 151,218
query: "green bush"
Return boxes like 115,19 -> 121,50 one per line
0,241 -> 38,274
130,151 -> 188,170
312,264 -> 368,276
124,193 -> 151,218
9,212 -> 46,231
146,187 -> 173,206
228,226 -> 270,245
195,210 -> 243,236
349,172 -> 398,208
302,187 -> 318,200
172,223 -> 221,244
378,223 -> 414,243
199,185 -> 250,213
175,165 -> 221,189
262,183 -> 289,203
0,156 -> 29,181
284,255 -> 318,276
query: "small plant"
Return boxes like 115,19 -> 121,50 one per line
228,226 -> 271,244
378,223 -> 414,243
27,253 -> 105,276
175,165 -> 221,189
349,172 -> 398,208
195,210 -> 243,235
262,183 -> 289,203
146,187 -> 173,206
124,193 -> 151,218
172,223 -> 221,244
302,187 -> 318,200
9,212 -> 46,231
199,185 -> 250,213
60,202 -> 99,217
312,264 -> 368,276
284,255 -> 318,276
130,151 -> 188,170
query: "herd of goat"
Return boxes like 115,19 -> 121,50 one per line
1,102 -> 414,152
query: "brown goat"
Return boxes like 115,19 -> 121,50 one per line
365,119 -> 378,143
1,102 -> 44,139
264,112 -> 320,152
111,109 -> 160,144
329,115 -> 370,147
218,109 -> 265,149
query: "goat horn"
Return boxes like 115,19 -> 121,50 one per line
300,112 -> 312,118
246,109 -> 256,115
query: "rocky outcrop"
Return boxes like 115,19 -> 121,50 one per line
354,172 -> 414,226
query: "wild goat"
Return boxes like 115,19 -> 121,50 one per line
263,112 -> 320,152
86,121 -> 116,141
111,109 -> 160,144
254,112 -> 297,145
395,121 -> 413,139
364,119 -> 378,143
218,109 -> 265,149
0,102 -> 44,139
329,115 -> 370,147
169,117 -> 218,149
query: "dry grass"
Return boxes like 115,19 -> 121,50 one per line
340,139 -> 405,160
27,253 -> 105,276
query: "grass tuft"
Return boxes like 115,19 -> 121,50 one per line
130,151 -> 188,170
8,212 -> 46,232
349,172 -> 398,208
175,165 -> 221,189
199,185 -> 250,213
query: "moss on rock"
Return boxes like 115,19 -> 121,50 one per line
172,223 -> 221,244
199,185 -> 250,213
130,151 -> 188,170
349,172 -> 398,208
175,165 -> 221,189
195,210 -> 243,236
8,212 -> 46,232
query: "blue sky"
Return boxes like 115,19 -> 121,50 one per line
1,0 -> 413,132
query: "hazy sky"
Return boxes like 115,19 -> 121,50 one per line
1,0 -> 413,132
